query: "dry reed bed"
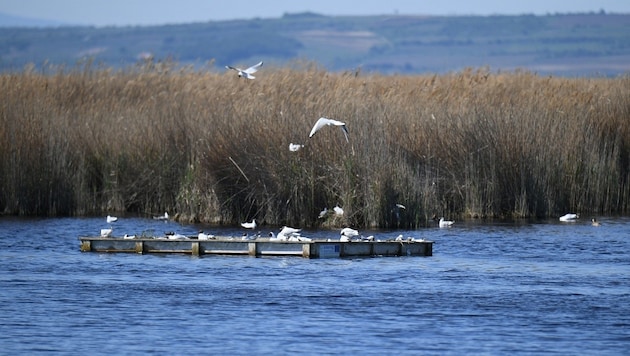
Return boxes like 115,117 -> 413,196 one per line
1,62 -> 628,228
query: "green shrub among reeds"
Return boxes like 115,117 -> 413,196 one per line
1,62 -> 628,228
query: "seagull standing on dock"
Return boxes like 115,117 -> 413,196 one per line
198,231 -> 215,240
279,226 -> 301,239
340,227 -> 359,242
106,215 -> 118,223
225,61 -> 263,79
309,117 -> 349,142
100,227 -> 113,237
241,219 -> 257,229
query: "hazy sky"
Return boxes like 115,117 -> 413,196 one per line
1,0 -> 628,26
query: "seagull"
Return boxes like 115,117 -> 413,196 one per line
439,217 -> 455,228
276,226 -> 302,240
591,218 -> 601,227
289,143 -> 304,152
241,233 -> 257,240
154,212 -> 169,221
333,205 -> 344,216
166,232 -> 189,240
123,234 -> 135,239
559,213 -> 579,222
269,231 -> 284,241
395,204 -> 406,210
309,117 -> 349,142
340,227 -> 359,242
318,207 -> 328,219
225,61 -> 263,79
198,230 -> 215,240
241,219 -> 257,229
100,227 -> 113,237
106,215 -> 118,223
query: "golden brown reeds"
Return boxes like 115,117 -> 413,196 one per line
1,62 -> 628,227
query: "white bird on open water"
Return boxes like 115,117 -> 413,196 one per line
559,213 -> 578,222
439,217 -> 455,228
106,215 -> 118,223
225,61 -> 263,79
309,117 -> 349,142
289,143 -> 304,152
241,219 -> 257,229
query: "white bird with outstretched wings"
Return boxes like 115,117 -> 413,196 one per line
225,61 -> 263,79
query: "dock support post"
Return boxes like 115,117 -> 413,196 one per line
302,243 -> 311,258
248,242 -> 258,256
191,242 -> 200,256
135,241 -> 144,254
80,240 -> 91,252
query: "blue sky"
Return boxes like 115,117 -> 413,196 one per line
1,0 -> 628,26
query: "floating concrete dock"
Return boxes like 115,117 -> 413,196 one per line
79,237 -> 433,258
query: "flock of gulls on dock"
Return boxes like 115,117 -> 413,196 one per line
97,61 -> 602,241
98,208 -> 432,243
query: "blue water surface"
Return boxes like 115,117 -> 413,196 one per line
0,216 -> 628,355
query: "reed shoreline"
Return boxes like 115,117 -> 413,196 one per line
1,62 -> 628,228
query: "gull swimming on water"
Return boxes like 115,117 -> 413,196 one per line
559,213 -> 578,222
241,219 -> 257,229
591,218 -> 601,227
289,143 -> 304,152
225,61 -> 263,79
309,117 -> 349,142
154,212 -> 169,221
438,217 -> 455,228
106,215 -> 118,223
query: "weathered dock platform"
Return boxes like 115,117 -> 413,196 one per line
79,237 -> 433,258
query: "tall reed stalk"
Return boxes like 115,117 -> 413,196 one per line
1,62 -> 628,227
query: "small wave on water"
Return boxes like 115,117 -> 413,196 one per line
0,216 -> 629,354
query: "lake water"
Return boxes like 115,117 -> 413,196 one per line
0,216 -> 628,355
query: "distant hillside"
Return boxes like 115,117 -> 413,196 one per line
1,12 -> 629,76
0,12 -> 68,28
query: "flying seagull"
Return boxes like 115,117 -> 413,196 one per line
225,61 -> 263,79
289,143 -> 304,152
309,117 -> 349,142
